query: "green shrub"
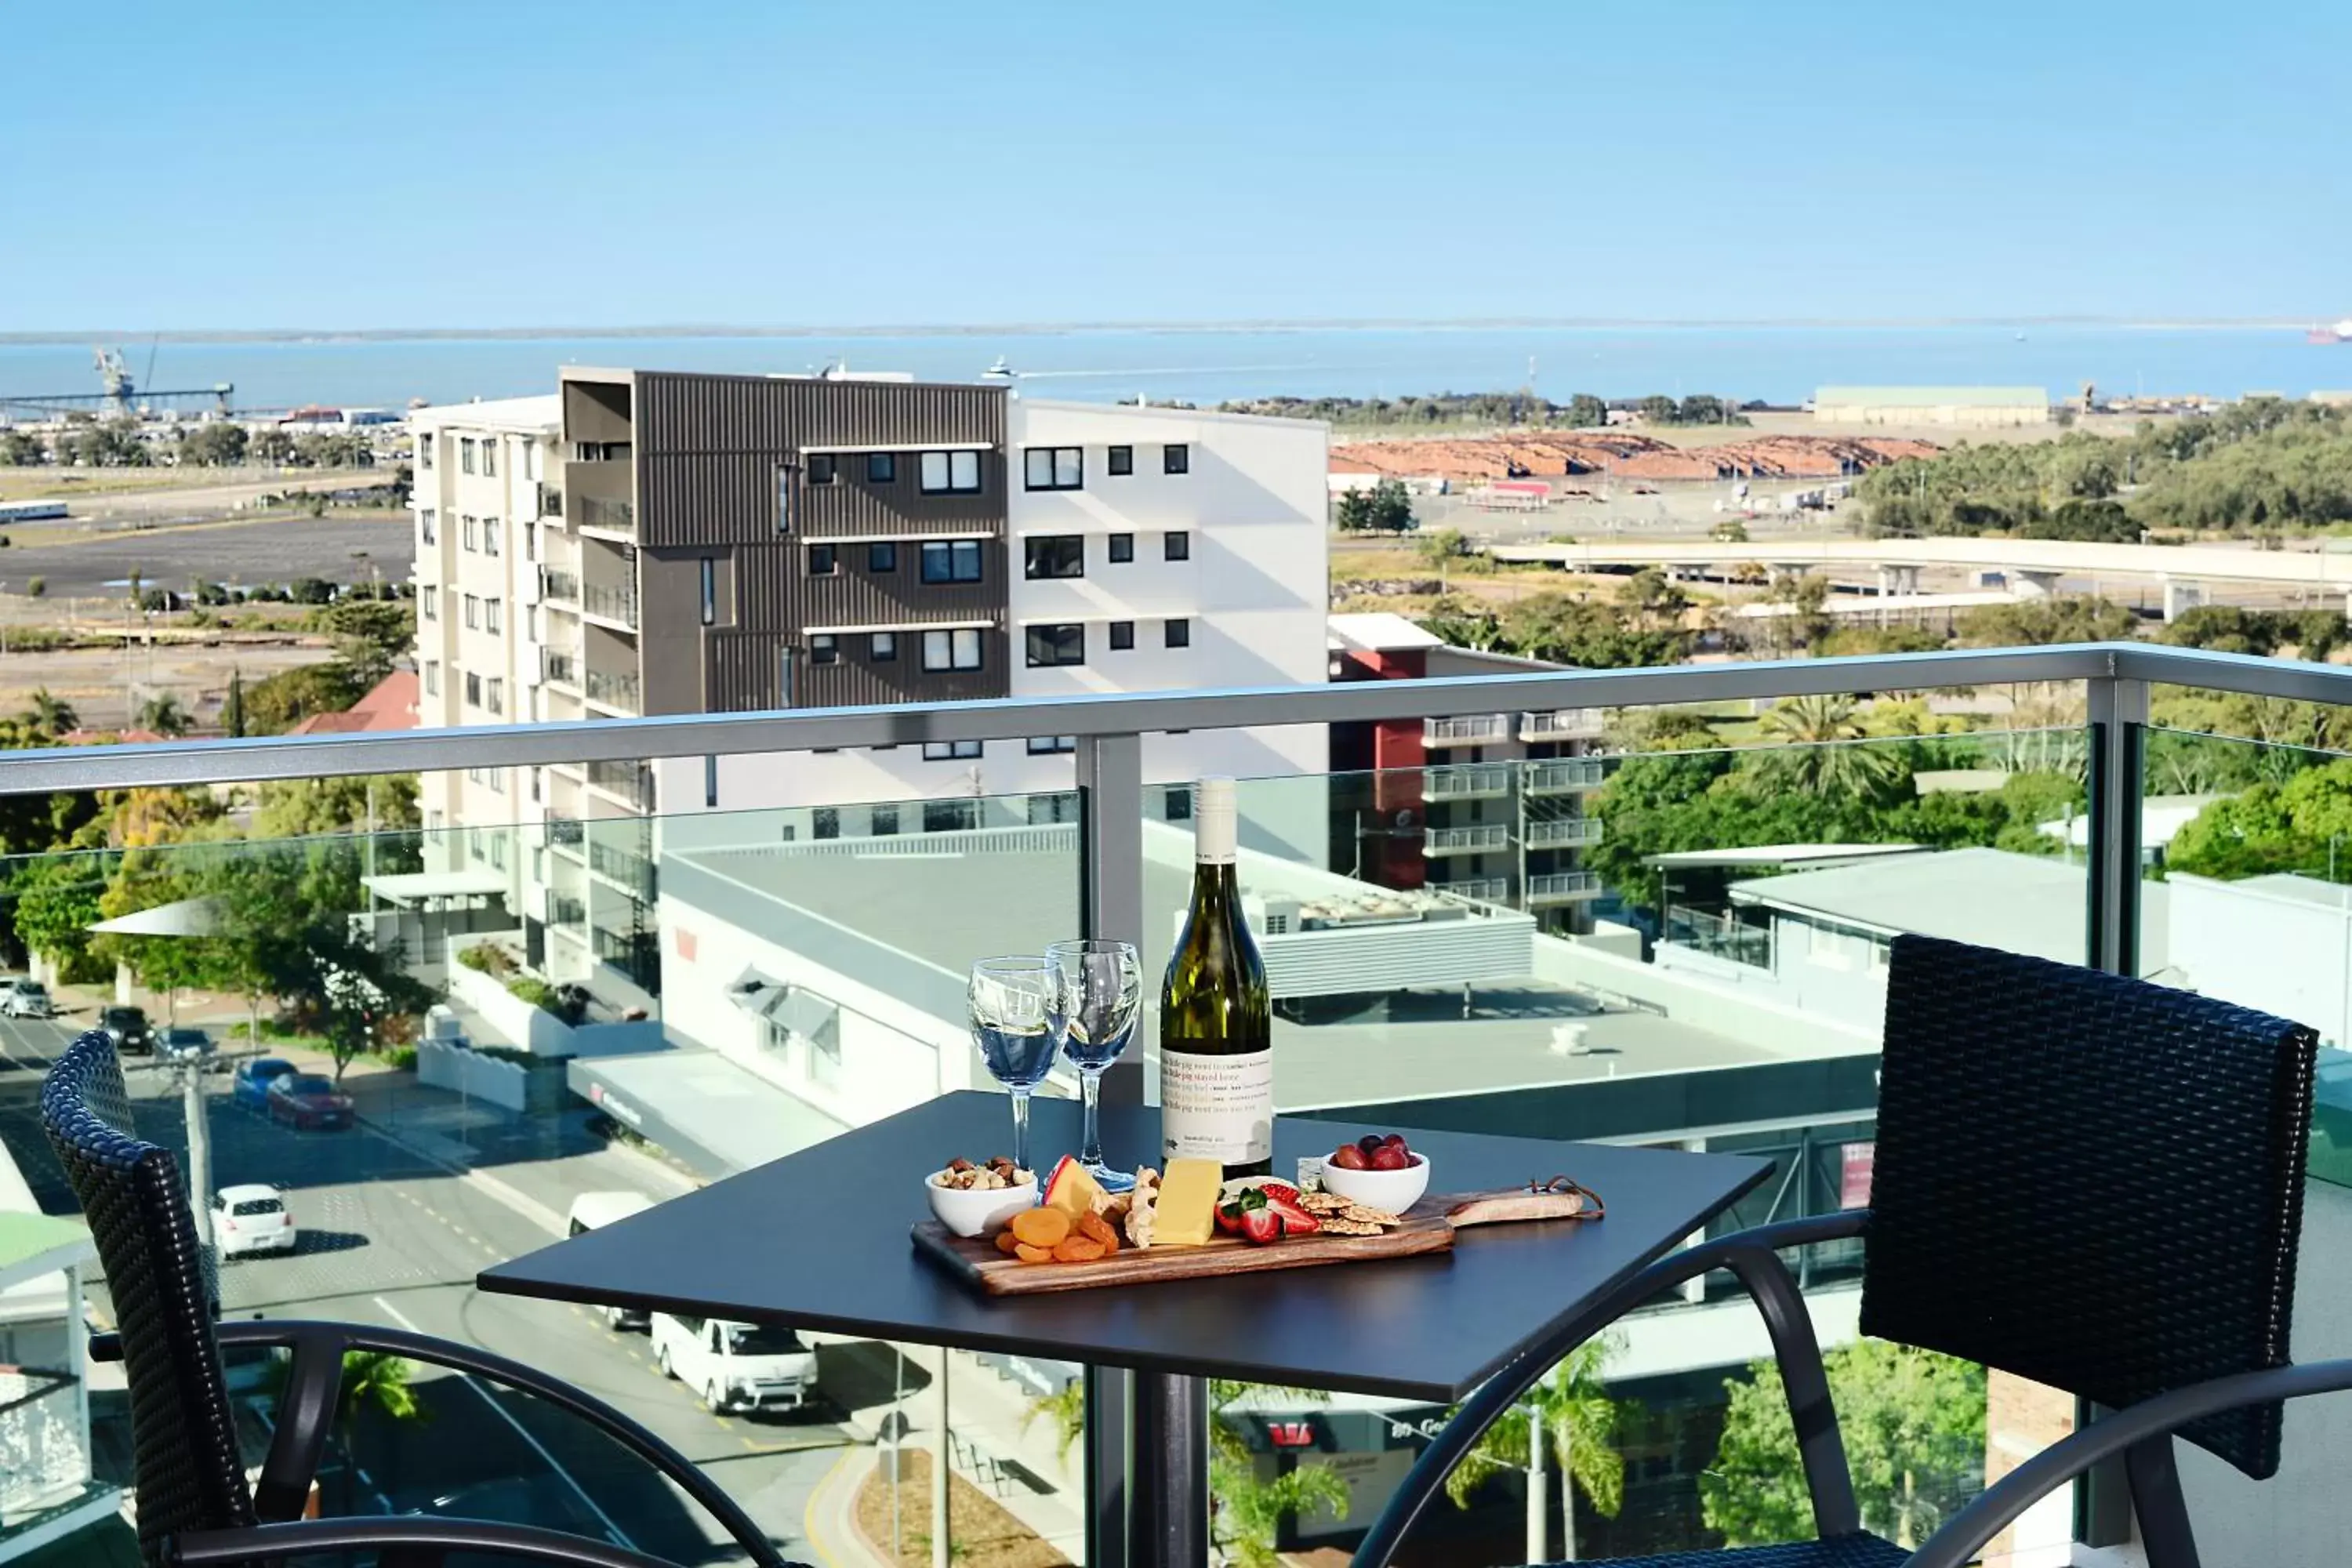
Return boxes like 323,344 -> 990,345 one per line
457,941 -> 514,976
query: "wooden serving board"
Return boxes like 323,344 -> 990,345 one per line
913,1189 -> 1588,1297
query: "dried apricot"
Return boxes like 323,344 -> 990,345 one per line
1075,1210 -> 1120,1253
1051,1235 -> 1108,1263
1010,1207 -> 1072,1247
1014,1243 -> 1056,1265
994,1230 -> 1022,1255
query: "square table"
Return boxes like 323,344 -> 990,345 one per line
479,1092 -> 1770,1567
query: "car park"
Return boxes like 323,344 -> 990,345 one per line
212,1185 -> 297,1258
267,1072 -> 354,1131
231,1057 -> 299,1112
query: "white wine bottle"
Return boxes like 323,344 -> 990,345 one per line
1158,777 -> 1273,1178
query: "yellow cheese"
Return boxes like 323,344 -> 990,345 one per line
1152,1158 -> 1225,1247
1043,1156 -> 1106,1219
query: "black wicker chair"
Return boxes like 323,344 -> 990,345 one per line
1352,934 -> 2352,1568
40,1028 -> 804,1568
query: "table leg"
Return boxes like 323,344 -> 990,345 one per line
1084,1366 -> 1131,1568
1129,1371 -> 1209,1568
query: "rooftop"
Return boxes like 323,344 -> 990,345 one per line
1813,385 -> 2051,407
408,393 -> 563,433
1328,612 -> 1446,653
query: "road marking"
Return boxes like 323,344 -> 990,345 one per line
369,1294 -> 634,1552
800,1445 -> 869,1568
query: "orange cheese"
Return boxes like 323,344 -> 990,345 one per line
1043,1156 -> 1106,1219
1152,1158 -> 1224,1247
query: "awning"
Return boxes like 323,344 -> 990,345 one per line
725,969 -> 840,1038
361,870 -> 512,904
566,1047 -> 848,1181
86,897 -> 224,937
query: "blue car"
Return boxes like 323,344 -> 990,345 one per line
231,1057 -> 297,1112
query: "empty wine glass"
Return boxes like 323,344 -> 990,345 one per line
1047,938 -> 1143,1192
968,956 -> 1059,1174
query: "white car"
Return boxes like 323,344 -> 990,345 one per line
2,978 -> 55,1019
566,1191 -> 655,1330
650,1312 -> 818,1414
212,1184 -> 297,1258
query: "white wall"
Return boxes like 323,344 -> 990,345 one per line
2169,874 -> 2352,1046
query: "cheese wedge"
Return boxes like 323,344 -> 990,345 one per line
1043,1156 -> 1106,1219
1152,1158 -> 1225,1247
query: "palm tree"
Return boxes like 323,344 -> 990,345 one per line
1755,695 -> 1902,799
135,692 -> 193,737
23,688 -> 75,736
336,1350 -> 419,1428
1446,1336 -> 1626,1562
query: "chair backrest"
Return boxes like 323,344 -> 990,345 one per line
1862,935 -> 2317,1479
40,1030 -> 256,1562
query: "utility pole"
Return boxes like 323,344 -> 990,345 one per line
183,1058 -> 214,1247
933,1348 -> 951,1568
1526,1401 -> 1548,1564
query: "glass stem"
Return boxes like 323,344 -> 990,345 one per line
1080,1069 -> 1105,1170
1010,1087 -> 1033,1174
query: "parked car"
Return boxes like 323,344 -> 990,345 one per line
212,1184 -> 297,1258
267,1073 -> 354,1131
158,1026 -> 214,1064
100,1005 -> 154,1055
567,1191 -> 655,1330
2,979 -> 55,1019
650,1312 -> 818,1414
231,1057 -> 298,1111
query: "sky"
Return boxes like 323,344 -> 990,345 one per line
6,2 -> 2347,332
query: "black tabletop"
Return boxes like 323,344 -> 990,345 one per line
478,1093 -> 1770,1401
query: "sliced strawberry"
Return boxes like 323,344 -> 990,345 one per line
1253,1181 -> 1301,1206
1217,1189 -> 1266,1236
1239,1206 -> 1286,1246
1214,1203 -> 1243,1236
1268,1196 -> 1320,1236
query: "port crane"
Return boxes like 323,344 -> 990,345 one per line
0,344 -> 235,419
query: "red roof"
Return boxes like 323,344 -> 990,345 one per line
285,670 -> 419,736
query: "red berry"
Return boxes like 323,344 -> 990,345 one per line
1214,1203 -> 1243,1235
1371,1145 -> 1410,1171
1254,1181 -> 1301,1206
1268,1196 -> 1320,1236
1240,1207 -> 1285,1246
1358,1134 -> 1386,1156
1330,1144 -> 1371,1170
1382,1133 -> 1410,1150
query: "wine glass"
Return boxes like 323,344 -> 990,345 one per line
1047,938 -> 1143,1192
968,956 -> 1059,1175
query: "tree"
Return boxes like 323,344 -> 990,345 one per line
1566,394 -> 1610,429
2168,755 -> 2352,881
1755,574 -> 1832,656
1414,527 -> 1472,571
175,423 -> 249,468
1956,595 -> 2136,648
1636,394 -> 1679,424
1711,517 -> 1751,543
1444,1335 -> 1626,1563
250,427 -> 294,465
1754,695 -> 1904,800
64,418 -> 151,468
1702,1339 -> 1984,1550
1499,592 -> 1689,669
134,693 -> 194,738
22,688 -> 76,737
241,662 -> 365,735
0,429 -> 45,466
1209,1381 -> 1351,1568
1336,478 -> 1416,535
253,775 -> 421,840
24,576 -> 43,598
318,598 -> 413,686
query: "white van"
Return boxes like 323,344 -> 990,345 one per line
565,1191 -> 655,1330
649,1313 -> 818,1414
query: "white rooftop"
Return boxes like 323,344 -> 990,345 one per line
1328,612 -> 1446,653
1647,843 -> 1925,870
407,394 -> 562,433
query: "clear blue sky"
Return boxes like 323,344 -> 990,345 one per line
8,2 -> 2345,331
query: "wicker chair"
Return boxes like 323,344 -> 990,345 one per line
1352,934 -> 2352,1568
40,1028 -> 804,1568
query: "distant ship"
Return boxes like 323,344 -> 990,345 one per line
2307,319 -> 2352,344
982,356 -> 1018,379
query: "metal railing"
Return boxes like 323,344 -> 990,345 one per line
1527,870 -> 1605,903
1431,876 -> 1511,902
1521,707 -> 1606,741
543,650 -> 579,688
577,496 -> 636,533
586,758 -> 652,808
1526,816 -> 1605,848
1423,714 -> 1509,746
1526,758 -> 1608,794
1424,763 -> 1512,800
1424,824 -> 1511,856
541,568 -> 581,605
589,839 -> 654,891
582,583 -> 639,629
583,668 -> 641,713
546,892 -> 586,927
0,1368 -> 87,1519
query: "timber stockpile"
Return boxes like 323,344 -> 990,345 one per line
1331,431 -> 1940,486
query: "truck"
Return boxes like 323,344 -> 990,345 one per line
650,1312 -> 819,1414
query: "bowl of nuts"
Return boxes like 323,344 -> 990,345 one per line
927,1156 -> 1038,1237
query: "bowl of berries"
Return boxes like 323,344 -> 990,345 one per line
1317,1132 -> 1430,1211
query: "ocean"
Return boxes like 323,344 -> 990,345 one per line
0,324 -> 2339,416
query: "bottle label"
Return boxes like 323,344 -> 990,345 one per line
1160,1047 -> 1272,1163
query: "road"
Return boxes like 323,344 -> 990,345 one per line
0,1011 -> 877,1566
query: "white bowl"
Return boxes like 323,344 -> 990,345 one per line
1317,1152 -> 1431,1212
926,1174 -> 1038,1238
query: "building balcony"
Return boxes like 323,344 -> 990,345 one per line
538,483 -> 564,519
541,567 -> 581,607
1526,816 -> 1605,848
1521,707 -> 1606,742
589,838 -> 654,893
1423,823 -> 1510,857
546,891 -> 587,927
581,583 -> 639,630
1430,875 -> 1511,903
543,649 -> 580,689
575,496 -> 635,535
1423,713 -> 1509,747
586,758 -> 652,809
583,667 -> 641,715
1527,869 -> 1605,903
1526,758 -> 1609,795
1424,763 -> 1513,800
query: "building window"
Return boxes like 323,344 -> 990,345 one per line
807,453 -> 837,486
867,452 -> 897,484
924,799 -> 982,833
1163,443 -> 1190,474
868,541 -> 898,573
575,441 -> 631,463
420,586 -> 437,619
1109,620 -> 1134,651
871,802 -> 899,836
1025,623 -> 1086,667
813,807 -> 840,840
482,440 -> 498,477
423,660 -> 440,695
465,671 -> 483,706
923,740 -> 983,761
524,521 -> 536,561
1022,446 -> 1083,491
775,466 -> 793,534
468,828 -> 485,862
922,627 -> 984,671
420,510 -> 437,544
419,437 -> 434,470
485,518 -> 502,557
704,754 -> 719,808
1027,735 -> 1077,755
699,557 -> 716,626
870,631 -> 897,662
1164,530 -> 1191,561
463,594 -> 481,630
485,598 -> 503,635
1108,533 -> 1134,564
779,652 -> 793,707
810,633 -> 839,665
1029,792 -> 1080,826
460,437 -> 477,474
1165,617 -> 1191,648
485,677 -> 505,713
1165,786 -> 1192,822
524,441 -> 543,482
1024,535 -> 1084,579
462,516 -> 478,552
919,449 -> 982,494
1107,445 -> 1134,477
920,540 -> 984,583
808,544 -> 838,576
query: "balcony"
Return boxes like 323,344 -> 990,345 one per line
540,567 -> 580,606
537,483 -> 564,518
1527,869 -> 1605,903
582,582 -> 639,630
1423,713 -> 1508,747
542,648 -> 579,688
546,891 -> 586,927
589,837 -> 654,892
1526,816 -> 1604,848
1424,763 -> 1512,800
586,758 -> 652,808
1430,875 -> 1511,902
583,666 -> 641,714
1521,707 -> 1606,742
575,495 -> 636,535
1526,757 -> 1608,794
1423,823 -> 1510,857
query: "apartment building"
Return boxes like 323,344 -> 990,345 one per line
412,368 -> 1330,993
1326,613 -> 1607,934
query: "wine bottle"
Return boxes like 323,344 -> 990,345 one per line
1158,776 -> 1274,1178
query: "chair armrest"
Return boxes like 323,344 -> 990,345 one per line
1906,1357 -> 2352,1568
214,1319 -> 799,1568
1350,1210 -> 1869,1568
171,1515 -> 687,1567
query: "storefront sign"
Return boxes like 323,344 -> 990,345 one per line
1841,1141 -> 1875,1209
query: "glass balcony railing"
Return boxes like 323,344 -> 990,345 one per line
537,483 -> 564,518
1520,706 -> 1606,741
1528,869 -> 1605,903
1526,757 -> 1608,794
582,583 -> 639,629
1422,823 -> 1510,856
542,649 -> 579,688
1425,763 -> 1512,800
583,667 -> 641,713
1525,816 -> 1604,848
576,496 -> 635,534
586,759 -> 652,808
1430,875 -> 1511,902
540,567 -> 580,605
0,1368 -> 94,1522
1423,713 -> 1509,746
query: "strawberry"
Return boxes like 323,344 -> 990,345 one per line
1218,1189 -> 1267,1236
1214,1202 -> 1243,1235
1267,1196 -> 1320,1236
1239,1206 -> 1286,1246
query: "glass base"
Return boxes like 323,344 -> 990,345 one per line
1084,1158 -> 1137,1193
